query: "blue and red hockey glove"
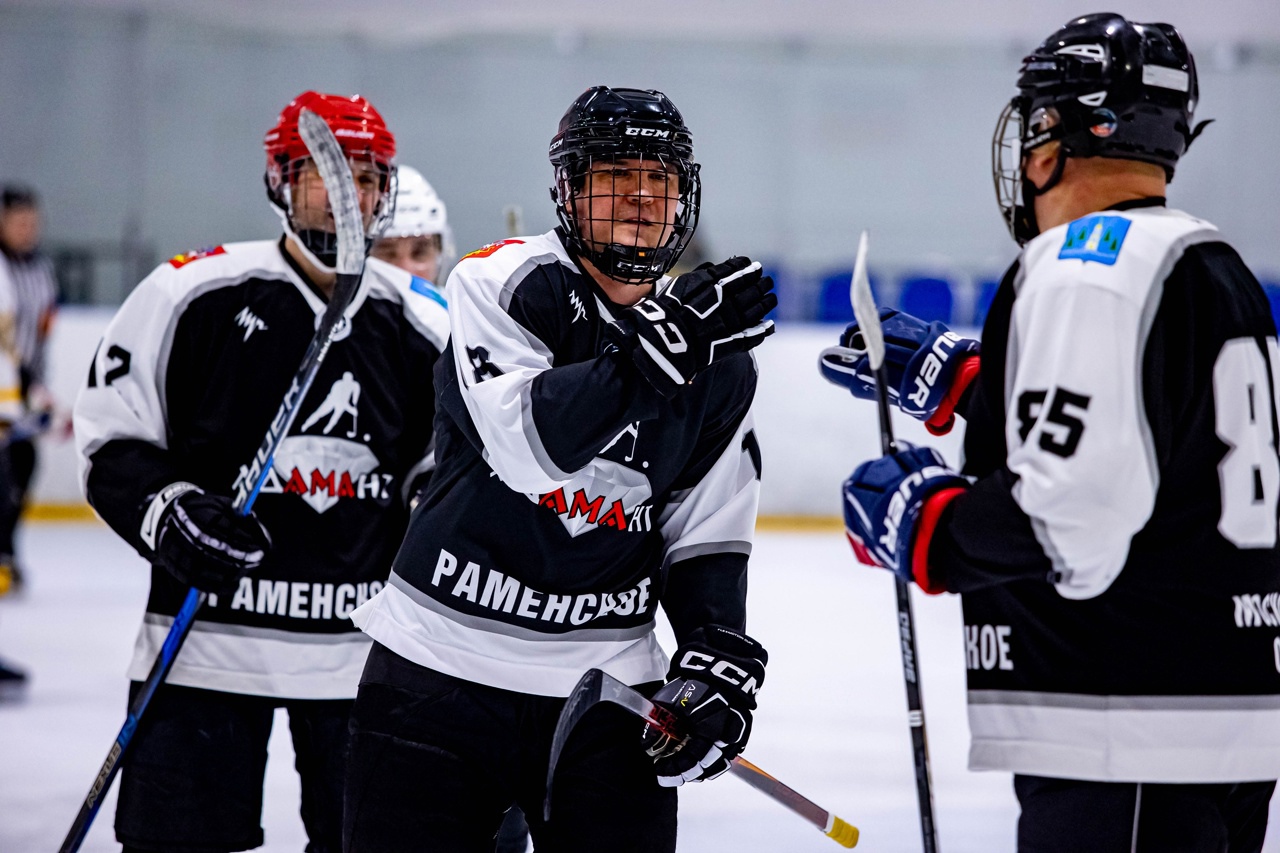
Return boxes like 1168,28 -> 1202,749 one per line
842,445 -> 968,594
819,308 -> 980,435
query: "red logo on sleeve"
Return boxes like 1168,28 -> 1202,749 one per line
461,240 -> 525,261
169,246 -> 227,268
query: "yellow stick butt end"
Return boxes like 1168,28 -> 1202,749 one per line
825,816 -> 859,848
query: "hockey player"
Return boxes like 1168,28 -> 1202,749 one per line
823,14 -> 1280,852
72,91 -> 449,853
365,161 -> 532,853
370,164 -> 455,287
343,86 -> 776,853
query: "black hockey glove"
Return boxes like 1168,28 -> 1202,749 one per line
139,482 -> 271,596
608,257 -> 777,398
642,624 -> 767,787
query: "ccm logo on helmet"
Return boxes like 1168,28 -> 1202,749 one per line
678,650 -> 761,695
625,127 -> 671,138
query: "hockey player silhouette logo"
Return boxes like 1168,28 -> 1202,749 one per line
301,372 -> 361,438
241,372 -> 391,514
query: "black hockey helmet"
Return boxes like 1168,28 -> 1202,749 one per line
549,86 -> 701,284
993,13 -> 1208,244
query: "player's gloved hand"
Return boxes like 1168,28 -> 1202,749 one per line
642,624 -> 767,787
843,445 -> 968,593
608,257 -> 776,398
140,482 -> 271,595
819,308 -> 980,435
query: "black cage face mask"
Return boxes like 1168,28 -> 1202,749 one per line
554,152 -> 701,285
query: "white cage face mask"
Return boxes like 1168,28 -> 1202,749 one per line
268,155 -> 398,271
991,103 -> 1063,245
991,100 -> 1026,243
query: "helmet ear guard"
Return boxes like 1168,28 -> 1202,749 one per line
991,13 -> 1205,246
548,86 -> 701,284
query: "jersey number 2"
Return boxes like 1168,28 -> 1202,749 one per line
1214,338 -> 1280,548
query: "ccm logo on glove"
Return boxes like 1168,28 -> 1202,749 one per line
676,650 -> 762,695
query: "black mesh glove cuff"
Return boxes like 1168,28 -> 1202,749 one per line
140,482 -> 272,596
642,625 -> 768,786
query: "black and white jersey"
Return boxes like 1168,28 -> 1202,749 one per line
350,231 -> 763,697
74,239 -> 449,699
934,200 -> 1280,782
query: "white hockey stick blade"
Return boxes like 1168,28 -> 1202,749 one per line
848,230 -> 884,371
298,108 -> 365,276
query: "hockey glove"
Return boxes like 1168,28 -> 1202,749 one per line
843,445 -> 967,593
608,257 -> 777,398
819,308 -> 980,435
642,624 -> 767,787
140,482 -> 271,596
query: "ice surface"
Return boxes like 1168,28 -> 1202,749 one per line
1,524 -> 1276,852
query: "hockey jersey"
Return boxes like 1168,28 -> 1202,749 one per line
933,200 -> 1280,782
74,238 -> 449,699
350,230 -> 763,697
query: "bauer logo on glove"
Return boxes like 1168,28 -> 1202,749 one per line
842,445 -> 968,592
819,308 -> 980,435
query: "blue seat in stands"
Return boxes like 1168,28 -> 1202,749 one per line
897,276 -> 953,324
1263,283 -> 1280,331
816,269 -> 882,323
972,279 -> 1001,327
760,261 -> 786,321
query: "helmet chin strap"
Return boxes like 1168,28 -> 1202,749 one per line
1015,144 -> 1068,245
271,203 -> 339,274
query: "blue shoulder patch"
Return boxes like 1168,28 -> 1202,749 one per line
1058,215 -> 1131,265
409,276 -> 447,309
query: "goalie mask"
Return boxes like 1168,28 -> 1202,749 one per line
992,13 -> 1206,245
549,86 -> 701,284
264,91 -> 398,271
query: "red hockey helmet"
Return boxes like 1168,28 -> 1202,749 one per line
264,91 -> 398,269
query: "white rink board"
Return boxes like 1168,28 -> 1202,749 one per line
33,311 -> 963,517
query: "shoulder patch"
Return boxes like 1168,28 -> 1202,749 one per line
1058,215 -> 1131,266
409,276 -> 447,309
461,239 -> 525,261
169,245 -> 227,268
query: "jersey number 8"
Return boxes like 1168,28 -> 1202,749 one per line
1214,338 -> 1280,548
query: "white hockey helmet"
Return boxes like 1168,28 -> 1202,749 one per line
381,166 -> 455,258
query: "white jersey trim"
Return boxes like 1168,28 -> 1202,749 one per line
350,582 -> 668,697
968,689 -> 1280,782
128,615 -> 371,699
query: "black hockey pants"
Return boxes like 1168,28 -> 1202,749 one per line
343,642 -> 677,853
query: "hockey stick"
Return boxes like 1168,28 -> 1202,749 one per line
848,229 -> 941,853
57,108 -> 367,853
545,669 -> 860,848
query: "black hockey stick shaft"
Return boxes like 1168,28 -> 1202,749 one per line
848,230 -> 940,853
547,670 -> 860,847
57,109 -> 366,853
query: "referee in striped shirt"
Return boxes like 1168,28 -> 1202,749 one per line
0,186 -> 58,595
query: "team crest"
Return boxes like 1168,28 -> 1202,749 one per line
1059,215 -> 1131,266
